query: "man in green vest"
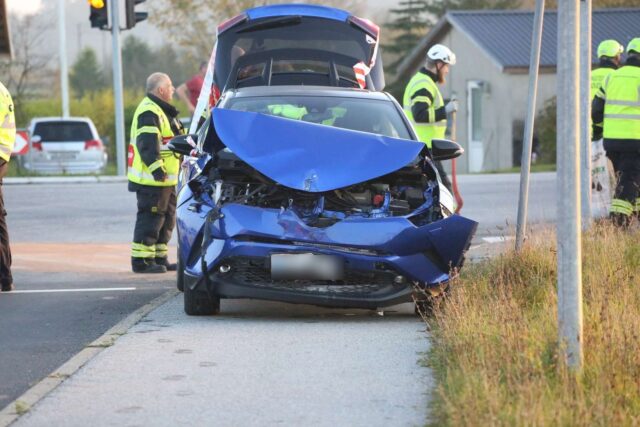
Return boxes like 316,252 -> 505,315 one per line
592,38 -> 640,227
0,81 -> 15,291
403,44 -> 458,190
591,39 -> 623,141
128,73 -> 185,273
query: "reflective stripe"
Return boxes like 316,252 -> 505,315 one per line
148,159 -> 164,172
127,168 -> 177,182
604,113 -> 640,120
410,96 -> 433,105
136,126 -> 161,135
610,199 -> 633,216
155,243 -> 168,257
607,100 -> 640,107
0,144 -> 11,156
131,242 -> 155,258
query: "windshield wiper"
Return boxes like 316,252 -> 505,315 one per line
236,16 -> 302,33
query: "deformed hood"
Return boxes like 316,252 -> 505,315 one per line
212,108 -> 423,192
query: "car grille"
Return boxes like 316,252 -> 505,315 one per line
218,257 -> 405,296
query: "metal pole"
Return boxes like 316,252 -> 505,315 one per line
580,0 -> 592,229
111,0 -> 126,176
58,0 -> 70,117
557,0 -> 583,371
515,0 -> 545,251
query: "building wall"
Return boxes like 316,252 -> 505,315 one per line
425,27 -> 557,173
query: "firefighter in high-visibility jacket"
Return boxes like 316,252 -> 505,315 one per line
591,39 -> 623,140
403,44 -> 458,190
592,38 -> 640,226
0,81 -> 15,291
128,73 -> 185,273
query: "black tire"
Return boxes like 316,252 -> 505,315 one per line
176,256 -> 184,292
184,282 -> 220,316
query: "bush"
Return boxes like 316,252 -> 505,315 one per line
535,97 -> 557,165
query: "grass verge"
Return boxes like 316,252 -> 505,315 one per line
426,224 -> 640,426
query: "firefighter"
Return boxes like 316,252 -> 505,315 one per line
592,38 -> 640,226
128,73 -> 185,273
591,39 -> 624,140
0,81 -> 15,291
403,44 -> 458,190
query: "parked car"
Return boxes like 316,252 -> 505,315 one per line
20,117 -> 107,174
170,4 -> 477,316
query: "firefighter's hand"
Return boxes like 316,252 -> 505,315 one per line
152,167 -> 167,182
445,100 -> 459,114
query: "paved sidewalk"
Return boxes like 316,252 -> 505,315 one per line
14,297 -> 432,427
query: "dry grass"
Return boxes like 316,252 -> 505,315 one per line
426,223 -> 640,426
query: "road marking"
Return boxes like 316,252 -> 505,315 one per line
482,236 -> 514,244
6,287 -> 137,294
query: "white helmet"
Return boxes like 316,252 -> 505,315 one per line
426,44 -> 457,65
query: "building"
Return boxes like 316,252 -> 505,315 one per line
395,8 -> 640,173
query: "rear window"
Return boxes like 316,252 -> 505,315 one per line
225,95 -> 412,139
216,17 -> 376,89
33,121 -> 93,142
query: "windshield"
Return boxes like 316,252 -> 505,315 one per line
216,16 -> 380,90
225,95 -> 412,139
33,122 -> 93,142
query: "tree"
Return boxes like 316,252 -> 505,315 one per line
148,0 -> 364,60
384,1 -> 431,73
69,47 -> 105,97
121,35 -> 155,89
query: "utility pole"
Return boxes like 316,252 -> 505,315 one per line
515,0 -> 545,251
110,0 -> 126,176
580,0 -> 592,229
58,0 -> 70,118
557,0 -> 584,371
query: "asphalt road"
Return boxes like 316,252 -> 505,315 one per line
0,174 -> 555,418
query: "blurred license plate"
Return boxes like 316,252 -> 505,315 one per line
271,253 -> 344,280
51,152 -> 77,160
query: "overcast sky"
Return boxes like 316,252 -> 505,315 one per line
7,0 -> 397,64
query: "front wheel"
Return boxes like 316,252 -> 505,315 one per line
184,281 -> 220,316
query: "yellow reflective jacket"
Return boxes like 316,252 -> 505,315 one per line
128,96 -> 184,187
402,69 -> 446,148
0,82 -> 16,163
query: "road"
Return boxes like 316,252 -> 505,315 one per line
0,173 -> 555,424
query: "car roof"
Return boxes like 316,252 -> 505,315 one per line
30,117 -> 95,124
223,86 -> 394,102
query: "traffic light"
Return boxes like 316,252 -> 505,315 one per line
89,0 -> 109,30
125,0 -> 148,30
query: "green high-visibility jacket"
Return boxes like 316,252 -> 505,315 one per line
128,96 -> 184,187
402,69 -> 446,148
0,82 -> 15,163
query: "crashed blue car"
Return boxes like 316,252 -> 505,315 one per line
169,4 -> 477,315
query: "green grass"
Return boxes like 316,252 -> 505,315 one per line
480,163 -> 556,174
426,224 -> 640,426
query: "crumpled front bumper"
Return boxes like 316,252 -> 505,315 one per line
178,202 -> 477,309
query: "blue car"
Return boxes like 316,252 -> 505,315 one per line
170,5 -> 477,315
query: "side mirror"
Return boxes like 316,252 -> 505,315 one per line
431,139 -> 464,161
168,134 -> 198,156
31,135 -> 42,144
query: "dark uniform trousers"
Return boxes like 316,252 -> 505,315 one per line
607,151 -> 640,217
0,161 -> 12,287
133,186 -> 177,254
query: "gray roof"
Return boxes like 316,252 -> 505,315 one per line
395,8 -> 640,80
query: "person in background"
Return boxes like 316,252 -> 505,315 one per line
592,38 -> 640,227
0,81 -> 15,291
128,73 -> 185,273
403,44 -> 459,191
176,62 -> 207,115
590,39 -> 624,141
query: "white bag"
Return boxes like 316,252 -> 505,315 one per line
591,138 -> 613,219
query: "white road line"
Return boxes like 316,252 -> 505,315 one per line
6,287 -> 137,294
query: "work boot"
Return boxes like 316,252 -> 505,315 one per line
131,257 -> 167,274
155,257 -> 177,271
1,282 -> 14,292
610,212 -> 632,228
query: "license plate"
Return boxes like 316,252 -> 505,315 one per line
270,253 -> 344,280
51,152 -> 77,161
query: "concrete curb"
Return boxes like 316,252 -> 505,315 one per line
3,176 -> 128,185
0,289 -> 179,427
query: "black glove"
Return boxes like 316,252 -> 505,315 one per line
592,124 -> 603,141
152,167 -> 167,182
